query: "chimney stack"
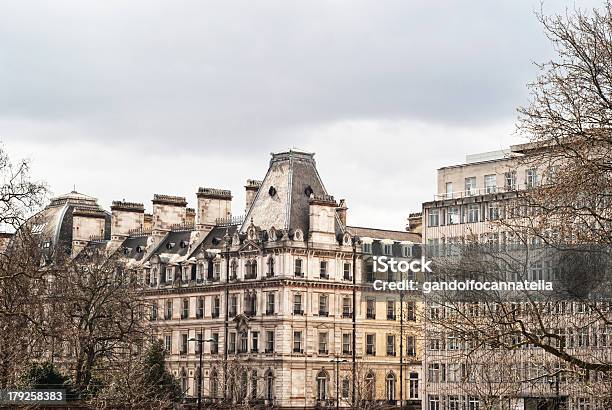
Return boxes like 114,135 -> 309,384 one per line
244,179 -> 262,212
196,187 -> 232,231
72,207 -> 107,255
308,194 -> 338,244
152,194 -> 187,235
337,199 -> 348,226
186,208 -> 196,227
110,201 -> 145,239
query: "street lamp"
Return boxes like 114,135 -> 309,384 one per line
330,357 -> 348,410
189,336 -> 215,410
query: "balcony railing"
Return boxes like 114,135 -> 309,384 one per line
251,348 -> 259,353
342,349 -> 351,355
318,349 -> 328,355
264,348 -> 274,354
265,309 -> 274,316
319,310 -> 329,317
320,273 -> 329,279
387,314 -> 396,321
387,350 -> 396,356
245,310 -> 256,317
212,310 -> 220,319
245,273 -> 257,280
295,271 -> 304,278
366,312 -> 376,319
434,186 -> 511,201
342,311 -> 353,318
293,347 -> 303,353
293,309 -> 304,315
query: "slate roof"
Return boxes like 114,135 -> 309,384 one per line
241,150 -> 342,236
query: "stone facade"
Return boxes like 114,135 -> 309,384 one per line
33,150 -> 423,408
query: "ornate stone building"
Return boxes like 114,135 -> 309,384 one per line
31,150 -> 423,408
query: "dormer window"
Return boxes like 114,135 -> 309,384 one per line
293,229 -> 303,241
166,242 -> 175,250
362,242 -> 372,254
383,244 -> 393,256
164,265 -> 172,283
402,245 -> 412,258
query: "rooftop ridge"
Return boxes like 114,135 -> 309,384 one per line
111,201 -> 145,211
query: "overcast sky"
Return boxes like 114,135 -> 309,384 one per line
0,0 -> 601,230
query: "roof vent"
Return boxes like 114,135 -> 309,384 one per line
211,237 -> 221,246
166,242 -> 175,250
179,240 -> 188,248
304,185 -> 313,197
269,186 -> 277,197
136,246 -> 144,253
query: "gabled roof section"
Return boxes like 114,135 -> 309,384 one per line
240,150 -> 330,235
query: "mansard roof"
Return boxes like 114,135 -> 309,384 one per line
347,226 -> 420,242
241,150 -> 344,237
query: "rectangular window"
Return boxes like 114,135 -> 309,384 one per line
293,293 -> 303,314
165,265 -> 173,283
367,298 -> 376,319
445,182 -> 453,197
164,334 -> 172,352
342,333 -> 351,355
387,300 -> 396,320
505,170 -> 517,190
409,373 -> 419,399
180,333 -> 188,354
240,332 -> 248,353
343,263 -> 351,280
407,301 -> 416,321
386,334 -> 396,356
383,243 -> 393,255
319,261 -> 328,278
488,202 -> 500,220
228,332 -> 236,353
165,300 -> 173,320
294,259 -> 303,277
266,293 -> 275,315
429,395 -> 440,410
366,334 -> 376,355
196,297 -> 204,319
195,332 -> 202,353
150,303 -> 158,321
229,295 -> 237,317
181,299 -> 189,319
406,335 -> 416,356
319,294 -> 329,316
467,204 -> 480,223
266,331 -> 274,353
428,209 -> 439,227
318,332 -> 328,354
212,296 -> 220,318
402,245 -> 412,257
251,331 -> 259,352
448,207 -> 460,225
465,177 -> 476,195
484,174 -> 497,193
362,243 -> 372,254
526,169 -> 538,188
293,331 -> 303,353
211,333 -> 219,354
342,296 -> 352,318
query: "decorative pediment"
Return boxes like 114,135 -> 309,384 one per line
238,240 -> 261,253
233,314 -> 250,333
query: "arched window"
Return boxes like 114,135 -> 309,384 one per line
386,372 -> 396,401
316,370 -> 329,401
267,256 -> 275,277
265,370 -> 274,401
365,371 -> 375,400
210,369 -> 219,398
